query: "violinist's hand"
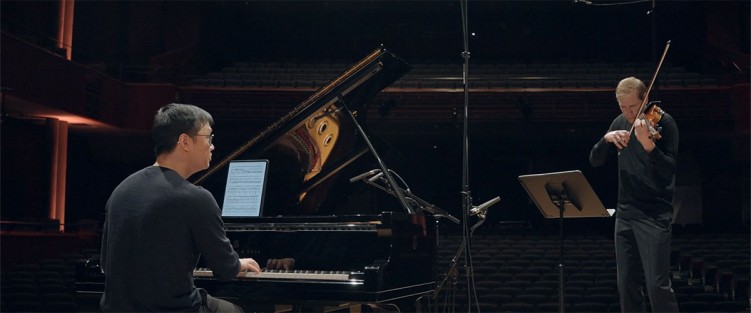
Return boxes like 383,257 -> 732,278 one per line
266,258 -> 295,270
633,119 -> 656,153
605,130 -> 630,150
240,258 -> 261,273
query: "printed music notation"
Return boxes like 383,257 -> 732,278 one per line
221,160 -> 268,217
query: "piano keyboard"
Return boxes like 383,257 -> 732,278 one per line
193,268 -> 357,282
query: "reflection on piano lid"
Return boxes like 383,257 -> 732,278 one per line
193,47 -> 410,217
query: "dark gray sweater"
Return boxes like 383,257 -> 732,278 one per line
590,113 -> 679,219
100,166 -> 240,312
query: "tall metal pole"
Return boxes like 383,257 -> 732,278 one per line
458,1 -> 476,312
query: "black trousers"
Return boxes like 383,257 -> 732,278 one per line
199,288 -> 244,313
614,213 -> 679,313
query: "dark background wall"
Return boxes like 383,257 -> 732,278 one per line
1,0 -> 748,232
65,1 -> 730,70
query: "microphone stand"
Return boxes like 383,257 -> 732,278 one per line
364,172 -> 460,224
337,95 -> 415,214
362,173 -> 481,309
451,1 -> 501,312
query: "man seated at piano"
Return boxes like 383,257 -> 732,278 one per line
99,103 -> 261,312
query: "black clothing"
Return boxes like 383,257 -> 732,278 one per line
589,112 -> 679,219
100,166 -> 241,312
615,212 -> 678,313
590,112 -> 680,313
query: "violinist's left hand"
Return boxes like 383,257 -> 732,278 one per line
634,118 -> 656,153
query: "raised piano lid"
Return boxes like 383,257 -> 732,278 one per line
193,47 -> 410,216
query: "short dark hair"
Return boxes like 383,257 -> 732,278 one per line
152,103 -> 214,157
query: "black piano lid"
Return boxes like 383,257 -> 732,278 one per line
194,47 -> 411,216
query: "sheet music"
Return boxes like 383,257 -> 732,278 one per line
222,160 -> 268,217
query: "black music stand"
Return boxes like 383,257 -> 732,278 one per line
518,170 -> 609,313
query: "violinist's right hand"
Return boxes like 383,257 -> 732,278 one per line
605,130 -> 630,150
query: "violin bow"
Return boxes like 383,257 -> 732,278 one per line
628,40 -> 671,137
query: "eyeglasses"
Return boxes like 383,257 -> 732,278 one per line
193,133 -> 214,145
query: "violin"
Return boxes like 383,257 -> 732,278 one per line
642,101 -> 665,140
627,40 -> 671,142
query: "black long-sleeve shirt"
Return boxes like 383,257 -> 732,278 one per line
589,113 -> 679,219
100,166 -> 240,312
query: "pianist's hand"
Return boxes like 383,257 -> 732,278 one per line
266,258 -> 295,270
240,258 -> 261,273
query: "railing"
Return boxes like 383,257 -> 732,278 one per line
0,219 -> 100,235
187,60 -> 721,90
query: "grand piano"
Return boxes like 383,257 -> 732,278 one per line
77,47 -> 440,312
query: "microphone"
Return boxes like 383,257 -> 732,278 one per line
469,196 -> 501,219
367,171 -> 384,183
348,169 -> 381,183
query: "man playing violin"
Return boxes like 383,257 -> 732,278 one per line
590,77 -> 679,312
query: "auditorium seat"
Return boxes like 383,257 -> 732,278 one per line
37,281 -> 72,294
692,291 -> 727,304
566,280 -> 594,289
486,272 -> 514,283
515,294 -> 549,305
537,302 -> 570,312
483,258 -> 506,267
581,265 -> 608,275
6,301 -> 44,313
532,280 -> 560,290
2,292 -> 38,304
603,259 -> 618,269
472,265 -> 498,276
560,293 -> 585,306
572,301 -> 608,312
500,302 -> 535,312
498,265 -> 527,276
584,293 -> 619,306
424,230 -> 748,311
541,272 -> 561,282
711,300 -> 748,312
2,283 -> 36,295
480,293 -> 512,306
678,289 -> 698,301
678,300 -> 710,312
475,280 -> 504,290
675,284 -> 705,297
586,286 -> 616,296
494,286 -> 525,297
595,272 -> 617,282
76,292 -> 102,312
504,280 -> 533,289
525,286 -> 555,297
45,300 -> 78,312
514,272 -> 541,283
531,259 -> 557,268
507,259 -> 532,267
579,259 -> 603,268
474,301 -> 499,312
